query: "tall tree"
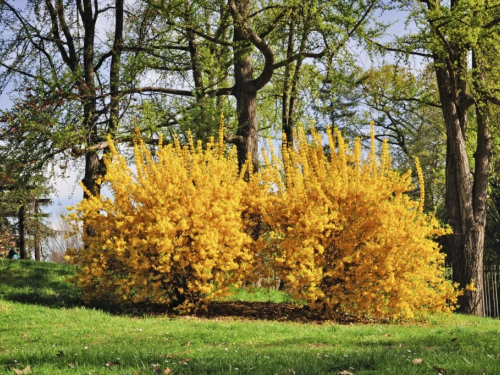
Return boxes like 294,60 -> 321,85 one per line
0,0 -> 126,204
128,0 -> 382,171
385,0 -> 500,315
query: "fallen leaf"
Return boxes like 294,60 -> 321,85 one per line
283,370 -> 296,374
13,366 -> 31,375
164,368 -> 172,375
433,365 -> 446,373
57,350 -> 64,358
22,334 -> 28,339
166,350 -> 192,359
337,371 -> 353,375
412,358 -> 423,365
384,333 -> 391,337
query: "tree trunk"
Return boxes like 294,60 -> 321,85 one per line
282,16 -> 309,148
232,0 -> 259,173
34,199 -> 40,261
109,0 -> 124,135
435,62 -> 489,316
18,204 -> 26,259
80,0 -> 103,237
282,20 -> 295,147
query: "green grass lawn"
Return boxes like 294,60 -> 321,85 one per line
1,260 -> 500,374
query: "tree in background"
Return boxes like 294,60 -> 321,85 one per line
382,0 -> 500,315
360,64 -> 446,214
124,0 -> 383,170
0,137 -> 51,260
0,0 -> 127,204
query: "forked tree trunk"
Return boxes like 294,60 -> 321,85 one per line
231,0 -> 259,173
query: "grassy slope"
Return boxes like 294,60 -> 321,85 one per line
1,260 -> 500,374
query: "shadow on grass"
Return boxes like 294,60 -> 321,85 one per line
0,259 -> 81,308
195,300 -> 329,323
0,260 -> 368,322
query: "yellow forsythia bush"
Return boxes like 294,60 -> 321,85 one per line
67,119 -> 457,320
66,128 -> 253,311
245,125 -> 458,320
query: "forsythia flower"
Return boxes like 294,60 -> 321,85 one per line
244,124 -> 458,321
67,121 -> 458,320
67,125 -> 252,311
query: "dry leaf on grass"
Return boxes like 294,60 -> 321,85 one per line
164,368 -> 172,374
13,366 -> 31,375
412,358 -> 423,365
337,371 -> 353,375
432,365 -> 446,373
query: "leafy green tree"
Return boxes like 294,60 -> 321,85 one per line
360,64 -> 446,213
0,0 -> 127,203
127,0 -> 384,171
384,0 -> 500,315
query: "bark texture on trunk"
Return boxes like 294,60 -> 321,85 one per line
435,60 -> 490,316
231,0 -> 259,173
228,0 -> 275,173
34,200 -> 40,261
109,0 -> 124,135
18,204 -> 26,259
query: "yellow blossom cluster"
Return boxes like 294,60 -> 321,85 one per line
66,125 -> 253,311
246,125 -> 458,320
67,120 -> 458,320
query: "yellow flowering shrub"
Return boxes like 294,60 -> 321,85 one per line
246,125 -> 458,320
67,119 -> 457,320
66,128 -> 252,311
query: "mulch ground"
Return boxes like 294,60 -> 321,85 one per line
191,301 -> 358,324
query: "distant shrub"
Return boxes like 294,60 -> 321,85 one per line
0,230 -> 15,259
46,210 -> 83,264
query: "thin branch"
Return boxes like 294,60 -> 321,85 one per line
258,9 -> 288,39
0,62 -> 50,86
484,16 -> 500,29
369,39 -> 434,58
333,0 -> 377,54
249,5 -> 285,19
272,51 -> 325,70
124,86 -> 194,96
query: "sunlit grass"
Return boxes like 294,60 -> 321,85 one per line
1,260 -> 500,374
